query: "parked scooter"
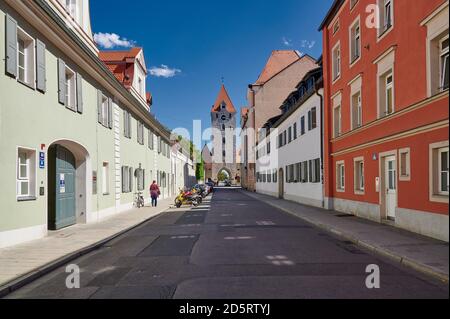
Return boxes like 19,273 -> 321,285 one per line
175,188 -> 200,208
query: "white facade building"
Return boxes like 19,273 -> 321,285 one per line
256,66 -> 325,208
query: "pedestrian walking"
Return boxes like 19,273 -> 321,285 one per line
150,181 -> 160,207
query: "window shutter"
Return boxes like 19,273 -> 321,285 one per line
121,166 -> 127,193
58,59 -> 66,105
5,14 -> 18,78
36,39 -> 46,92
129,167 -> 134,192
128,114 -> 132,138
108,98 -> 113,129
142,169 -> 146,191
97,90 -> 102,124
76,73 -> 83,113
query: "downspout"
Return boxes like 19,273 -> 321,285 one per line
315,83 -> 325,208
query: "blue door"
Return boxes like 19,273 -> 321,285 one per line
48,145 -> 76,230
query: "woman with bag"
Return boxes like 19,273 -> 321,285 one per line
150,181 -> 160,207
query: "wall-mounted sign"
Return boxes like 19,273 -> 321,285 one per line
375,177 -> 380,193
59,174 -> 66,194
92,171 -> 97,195
39,152 -> 45,169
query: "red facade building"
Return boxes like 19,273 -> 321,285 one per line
320,0 -> 449,241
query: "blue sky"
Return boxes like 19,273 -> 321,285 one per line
90,0 -> 333,147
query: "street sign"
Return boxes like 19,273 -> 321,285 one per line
39,152 -> 45,169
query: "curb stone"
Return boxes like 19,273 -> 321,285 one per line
241,190 -> 449,284
0,206 -> 171,298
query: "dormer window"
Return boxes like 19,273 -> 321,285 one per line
221,103 -> 226,110
64,0 -> 80,23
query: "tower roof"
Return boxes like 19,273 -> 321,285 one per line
211,85 -> 236,113
254,50 -> 302,85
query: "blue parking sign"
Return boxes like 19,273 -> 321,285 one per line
39,152 -> 45,169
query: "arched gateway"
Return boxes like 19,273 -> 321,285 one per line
209,85 -> 239,185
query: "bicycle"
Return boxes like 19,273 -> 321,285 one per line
134,191 -> 145,209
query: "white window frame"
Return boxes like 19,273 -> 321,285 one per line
377,0 -> 394,40
16,147 -> 36,199
439,35 -> 449,91
334,104 -> 342,138
351,90 -> 362,130
16,27 -> 36,88
65,66 -> 76,110
354,157 -> 365,194
438,147 -> 449,196
332,42 -> 341,82
100,94 -> 109,127
336,161 -> 345,192
349,16 -> 361,66
399,148 -> 411,181
429,141 -> 449,203
385,71 -> 394,115
350,0 -> 359,10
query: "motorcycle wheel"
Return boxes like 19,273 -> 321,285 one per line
192,200 -> 199,207
175,200 -> 182,208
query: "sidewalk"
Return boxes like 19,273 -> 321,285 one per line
242,190 -> 449,283
0,197 -> 174,296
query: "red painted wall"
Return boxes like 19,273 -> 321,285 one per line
322,0 -> 449,215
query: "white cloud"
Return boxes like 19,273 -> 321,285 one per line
282,37 -> 292,47
149,65 -> 182,78
301,40 -> 316,49
94,32 -> 135,49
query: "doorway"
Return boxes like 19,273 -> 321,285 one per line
48,145 -> 77,230
384,156 -> 397,220
278,168 -> 284,199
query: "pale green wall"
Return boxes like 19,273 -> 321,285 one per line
0,3 -> 171,233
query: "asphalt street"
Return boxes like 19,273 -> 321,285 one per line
6,188 -> 449,299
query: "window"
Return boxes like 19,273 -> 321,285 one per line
309,159 -> 321,183
102,162 -> 109,195
308,107 -> 317,130
332,20 -> 340,35
332,43 -> 341,80
351,91 -> 362,129
273,169 -> 278,183
354,158 -> 364,193
17,148 -> 36,199
350,0 -> 359,9
123,110 -> 132,138
350,18 -> 361,63
100,94 -> 109,127
137,121 -> 144,145
440,36 -> 449,91
148,130 -> 154,150
136,168 -> 145,191
385,72 -> 394,115
293,123 -> 298,140
334,104 -> 342,137
138,77 -> 144,96
17,28 -> 35,87
283,130 -> 287,146
65,67 -> 76,110
399,148 -> 411,181
382,0 -> 393,33
65,0 -> 80,23
122,166 -> 133,193
300,116 -> 305,135
337,162 -> 345,191
288,127 -> 292,143
439,147 -> 449,195
267,142 -> 271,155
301,161 -> 309,183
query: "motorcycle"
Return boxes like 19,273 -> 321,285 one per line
175,188 -> 200,208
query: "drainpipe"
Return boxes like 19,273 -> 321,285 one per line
315,83 -> 325,208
